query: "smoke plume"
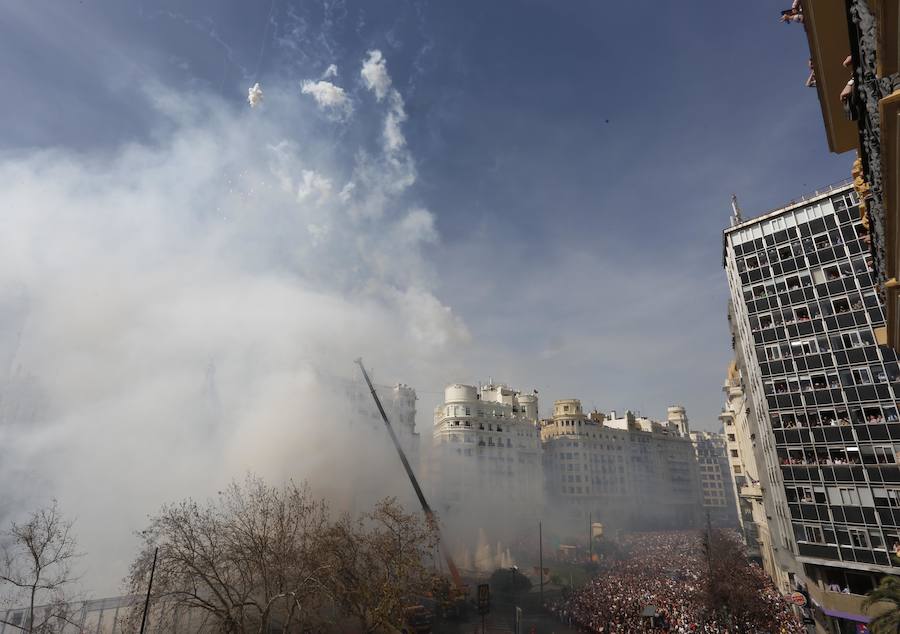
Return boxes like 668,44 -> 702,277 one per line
0,53 -> 467,594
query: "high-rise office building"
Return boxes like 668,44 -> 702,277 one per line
724,181 -> 900,632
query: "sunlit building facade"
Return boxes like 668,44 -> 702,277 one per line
541,401 -> 703,531
689,430 -> 739,528
430,382 -> 543,521
724,182 -> 900,631
792,0 -> 900,350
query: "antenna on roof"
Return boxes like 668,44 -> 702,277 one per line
731,194 -> 743,226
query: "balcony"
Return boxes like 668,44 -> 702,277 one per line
739,482 -> 763,500
802,0 -> 857,152
806,581 -> 892,623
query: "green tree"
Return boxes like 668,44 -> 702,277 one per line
863,576 -> 900,634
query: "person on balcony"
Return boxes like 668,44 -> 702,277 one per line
780,0 -> 803,23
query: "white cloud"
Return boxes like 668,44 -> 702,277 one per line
360,49 -> 391,101
300,79 -> 352,119
322,63 -> 338,79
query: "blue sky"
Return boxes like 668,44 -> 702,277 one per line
0,0 -> 854,423
0,0 -> 857,592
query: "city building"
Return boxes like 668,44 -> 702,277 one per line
430,382 -> 543,527
723,181 -> 900,632
718,349 -> 794,597
789,0 -> 900,349
337,376 -> 421,512
540,401 -> 703,532
689,430 -> 739,528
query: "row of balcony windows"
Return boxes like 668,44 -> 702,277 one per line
731,196 -> 860,258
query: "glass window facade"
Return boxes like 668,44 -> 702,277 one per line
728,188 -> 900,570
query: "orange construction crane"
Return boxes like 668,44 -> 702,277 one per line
354,359 -> 464,591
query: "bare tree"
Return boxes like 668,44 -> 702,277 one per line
0,500 -> 81,633
124,475 -> 332,634
318,498 -> 439,633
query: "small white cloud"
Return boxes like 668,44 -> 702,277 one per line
247,83 -> 263,108
300,80 -> 352,118
338,181 -> 356,202
296,170 -> 333,202
360,50 -> 391,101
322,64 -> 338,79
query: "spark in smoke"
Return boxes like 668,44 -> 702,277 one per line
248,82 -> 264,108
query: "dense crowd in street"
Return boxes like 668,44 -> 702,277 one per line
549,532 -> 805,633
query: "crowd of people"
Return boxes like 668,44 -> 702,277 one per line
549,532 -> 805,633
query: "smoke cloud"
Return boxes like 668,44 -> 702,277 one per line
300,79 -> 352,119
0,54 -> 468,595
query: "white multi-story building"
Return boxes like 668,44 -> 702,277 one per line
689,430 -> 738,528
541,401 -> 703,531
719,355 -> 789,591
431,382 -> 543,527
337,377 -> 421,513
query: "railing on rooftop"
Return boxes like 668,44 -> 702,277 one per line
751,177 -> 854,222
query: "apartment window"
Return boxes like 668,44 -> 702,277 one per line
805,526 -> 824,544
849,528 -> 870,549
852,368 -> 872,385
798,486 -> 814,503
733,465 -> 742,474
727,434 -> 736,442
875,446 -> 896,464
465,407 -> 470,416
564,405 -> 569,412
839,487 -> 860,506
842,331 -> 863,349
832,297 -> 851,314
792,338 -> 818,356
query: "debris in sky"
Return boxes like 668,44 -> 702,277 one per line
248,83 -> 263,108
301,80 -> 352,118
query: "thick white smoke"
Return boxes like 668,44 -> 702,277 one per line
0,53 -> 468,595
